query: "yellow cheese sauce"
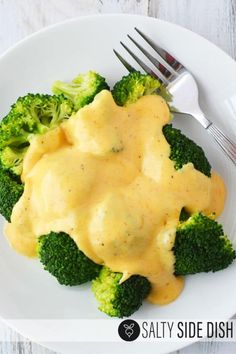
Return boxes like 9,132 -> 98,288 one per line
5,90 -> 226,305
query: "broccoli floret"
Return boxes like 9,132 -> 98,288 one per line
38,232 -> 101,286
92,267 -> 151,318
112,73 -> 210,176
0,146 -> 28,176
92,212 -> 235,317
0,165 -> 23,221
163,124 -> 211,177
112,71 -> 172,106
52,71 -> 109,111
174,213 -> 236,275
0,93 -> 73,176
112,71 -> 165,106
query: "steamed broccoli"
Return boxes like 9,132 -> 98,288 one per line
174,213 -> 236,275
52,71 -> 109,111
1,72 -> 234,320
0,93 -> 73,176
0,165 -> 23,221
0,146 -> 27,176
112,72 -> 210,176
112,71 -> 168,106
92,267 -> 151,318
37,233 -> 151,316
92,212 -> 235,317
38,232 -> 101,286
163,124 -> 211,177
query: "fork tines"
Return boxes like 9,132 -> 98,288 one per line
114,27 -> 184,84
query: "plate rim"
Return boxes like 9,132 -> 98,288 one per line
0,13 -> 235,65
0,13 -> 236,354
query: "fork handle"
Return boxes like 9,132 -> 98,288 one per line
207,123 -> 236,166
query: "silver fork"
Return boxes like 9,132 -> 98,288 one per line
114,27 -> 236,166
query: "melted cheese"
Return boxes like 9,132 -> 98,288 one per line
5,90 -> 226,305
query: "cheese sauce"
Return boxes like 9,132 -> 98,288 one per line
5,90 -> 226,305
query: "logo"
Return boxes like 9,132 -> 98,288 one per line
118,319 -> 140,341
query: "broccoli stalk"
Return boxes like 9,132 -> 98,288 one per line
174,213 -> 236,275
92,267 -> 151,318
52,71 -> 109,111
37,232 -> 101,286
0,93 -> 73,177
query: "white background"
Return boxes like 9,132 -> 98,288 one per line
0,0 -> 235,353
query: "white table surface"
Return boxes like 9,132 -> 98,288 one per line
0,1 -> 236,353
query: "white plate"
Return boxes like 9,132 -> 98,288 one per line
1,14 -> 236,354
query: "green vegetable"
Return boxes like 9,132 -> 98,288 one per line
92,267 -> 151,318
112,71 -> 167,106
1,72 -> 234,321
174,213 -> 236,275
112,72 -> 210,177
52,71 -> 109,111
0,93 -> 73,176
37,232 -> 101,286
179,208 -> 190,222
92,212 -> 235,317
0,165 -> 23,221
0,146 -> 27,176
163,124 -> 211,177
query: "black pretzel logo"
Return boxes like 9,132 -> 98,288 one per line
123,322 -> 135,338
